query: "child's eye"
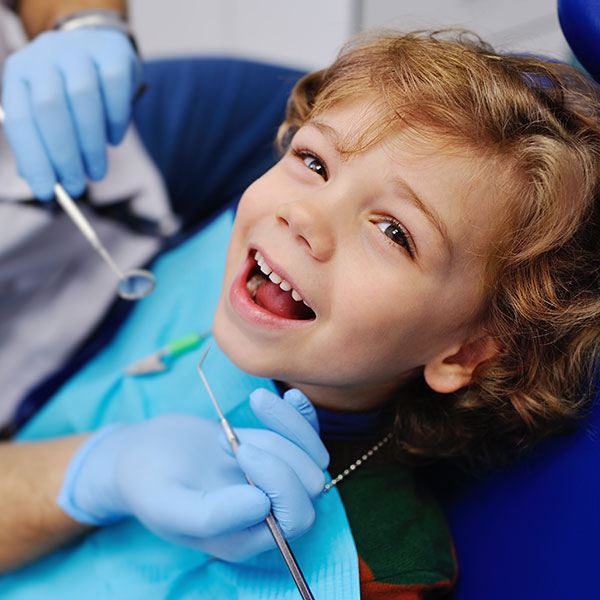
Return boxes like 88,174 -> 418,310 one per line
375,219 -> 415,256
292,149 -> 329,181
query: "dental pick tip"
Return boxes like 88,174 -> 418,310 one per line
197,342 -> 212,371
197,344 -> 226,420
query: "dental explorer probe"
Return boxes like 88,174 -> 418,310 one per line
0,105 -> 155,300
197,345 -> 316,600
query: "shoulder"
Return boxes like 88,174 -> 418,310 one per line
336,464 -> 457,600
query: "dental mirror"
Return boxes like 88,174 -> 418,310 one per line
116,269 -> 156,300
0,105 -> 156,301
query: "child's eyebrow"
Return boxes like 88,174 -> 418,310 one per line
307,120 -> 341,144
389,176 -> 454,258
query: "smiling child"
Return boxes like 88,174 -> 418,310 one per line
4,29 -> 600,600
215,29 -> 600,466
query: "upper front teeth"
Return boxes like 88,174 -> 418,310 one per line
255,250 -> 306,304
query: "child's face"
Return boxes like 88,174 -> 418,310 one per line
214,99 -> 504,411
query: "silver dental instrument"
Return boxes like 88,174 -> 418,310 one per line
197,345 -> 316,600
0,105 -> 156,301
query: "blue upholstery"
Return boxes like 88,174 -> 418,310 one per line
132,57 -> 304,227
434,393 -> 600,599
559,0 -> 600,81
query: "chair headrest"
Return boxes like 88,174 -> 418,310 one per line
558,0 -> 600,82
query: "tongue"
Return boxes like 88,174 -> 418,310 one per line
255,281 -> 315,320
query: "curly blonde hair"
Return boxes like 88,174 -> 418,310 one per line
277,30 -> 600,466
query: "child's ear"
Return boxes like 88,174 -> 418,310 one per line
423,334 -> 499,394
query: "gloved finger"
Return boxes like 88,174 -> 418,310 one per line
93,31 -> 138,144
249,388 -> 329,470
1,75 -> 56,200
283,388 -> 320,432
27,65 -> 86,197
193,521 -> 276,562
236,443 -> 316,540
232,429 -> 325,499
133,483 -> 271,540
59,54 -> 107,181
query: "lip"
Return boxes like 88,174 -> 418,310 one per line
228,250 -> 315,329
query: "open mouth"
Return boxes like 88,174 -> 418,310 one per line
246,250 -> 316,320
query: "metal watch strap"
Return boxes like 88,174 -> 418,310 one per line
52,9 -> 138,53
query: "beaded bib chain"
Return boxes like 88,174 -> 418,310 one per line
323,432 -> 394,492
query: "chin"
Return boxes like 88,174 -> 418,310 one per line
212,301 -> 276,379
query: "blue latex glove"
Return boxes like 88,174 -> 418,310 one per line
2,28 -> 140,200
58,388 -> 329,562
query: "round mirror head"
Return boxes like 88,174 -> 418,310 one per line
117,269 -> 156,300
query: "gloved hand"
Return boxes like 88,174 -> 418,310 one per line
58,388 -> 329,562
2,28 -> 140,200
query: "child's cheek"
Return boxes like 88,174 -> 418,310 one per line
238,183 -> 277,230
240,177 -> 266,210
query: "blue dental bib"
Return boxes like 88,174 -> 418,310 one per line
3,210 -> 360,599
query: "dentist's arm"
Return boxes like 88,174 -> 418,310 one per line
2,0 -> 139,199
0,434 -> 92,573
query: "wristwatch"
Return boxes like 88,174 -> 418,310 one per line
53,8 -> 138,52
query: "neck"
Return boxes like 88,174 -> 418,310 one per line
281,377 -> 407,412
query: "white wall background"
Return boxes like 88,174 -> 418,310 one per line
129,0 -> 570,71
362,0 -> 568,60
129,0 -> 361,71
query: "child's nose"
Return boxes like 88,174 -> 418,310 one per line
276,199 -> 335,261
